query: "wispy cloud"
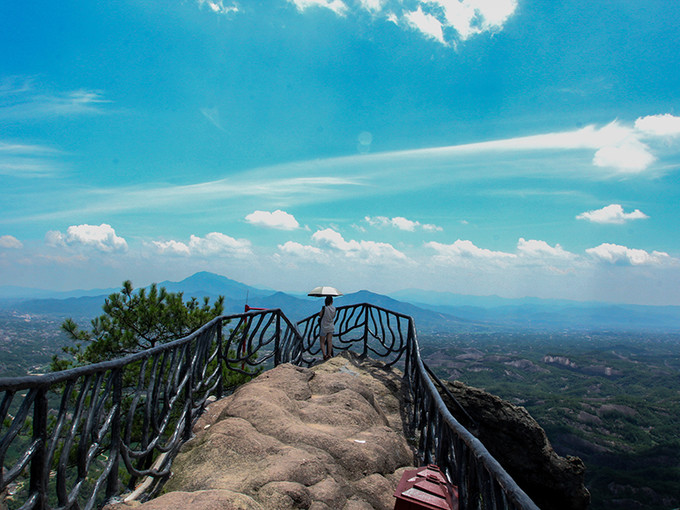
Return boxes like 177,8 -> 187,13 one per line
0,78 -> 111,120
576,204 -> 649,224
9,115 -> 678,225
0,141 -> 63,178
288,0 -> 348,16
196,0 -> 239,15
200,107 -> 225,130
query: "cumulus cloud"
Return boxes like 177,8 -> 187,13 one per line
46,224 -> 128,252
311,228 -> 408,263
427,238 -> 578,267
592,139 -> 655,173
152,240 -> 191,256
576,204 -> 649,224
153,232 -> 252,257
278,241 -> 325,260
586,243 -> 675,266
634,114 -> 680,137
0,235 -> 22,249
288,0 -> 347,15
516,238 -> 574,259
246,210 -> 300,230
365,215 -> 442,232
427,239 -> 516,265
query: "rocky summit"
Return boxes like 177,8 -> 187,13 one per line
114,353 -> 415,510
107,351 -> 589,510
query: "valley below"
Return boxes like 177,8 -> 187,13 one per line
419,331 -> 680,510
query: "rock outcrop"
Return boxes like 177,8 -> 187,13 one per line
442,380 -> 590,510
118,353 -> 415,510
107,352 -> 590,510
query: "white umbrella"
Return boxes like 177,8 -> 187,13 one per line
307,286 -> 343,297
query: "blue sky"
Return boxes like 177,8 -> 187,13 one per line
2,0 -> 680,305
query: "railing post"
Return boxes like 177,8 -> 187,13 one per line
106,369 -> 123,499
183,344 -> 193,442
30,387 -> 48,510
275,313 -> 281,366
361,305 -> 369,359
216,322 -> 224,398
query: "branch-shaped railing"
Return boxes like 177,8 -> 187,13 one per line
1,304 -> 539,510
0,309 -> 301,510
297,303 -> 539,510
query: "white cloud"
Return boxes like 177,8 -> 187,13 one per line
365,215 -> 442,232
278,241 -> 325,260
197,0 -> 239,15
635,114 -> 680,137
405,6 -> 446,44
592,139 -> 655,173
312,228 -> 408,263
358,0 -> 384,13
288,0 -> 348,15
46,224 -> 128,252
427,239 -> 516,264
422,223 -> 444,232
189,232 -> 252,257
152,240 -> 191,256
151,232 -> 252,257
388,120 -> 658,174
432,0 -> 517,41
576,204 -> 649,224
586,243 -> 675,266
517,238 -> 574,259
246,210 -> 300,230
0,235 -> 22,249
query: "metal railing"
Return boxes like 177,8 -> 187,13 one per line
296,303 -> 539,510
0,309 -> 301,510
1,304 -> 539,510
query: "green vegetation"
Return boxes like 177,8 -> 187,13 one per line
419,331 -> 680,510
51,280 -> 225,370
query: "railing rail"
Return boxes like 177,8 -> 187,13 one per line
1,304 -> 538,510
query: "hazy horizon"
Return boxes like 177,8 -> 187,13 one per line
2,1 -> 680,305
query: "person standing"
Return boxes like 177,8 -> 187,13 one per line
319,296 -> 336,360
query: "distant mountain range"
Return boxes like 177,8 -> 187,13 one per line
2,271 -> 680,333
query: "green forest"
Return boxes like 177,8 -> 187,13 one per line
420,331 -> 680,510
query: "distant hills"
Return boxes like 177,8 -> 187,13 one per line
2,271 -> 680,332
